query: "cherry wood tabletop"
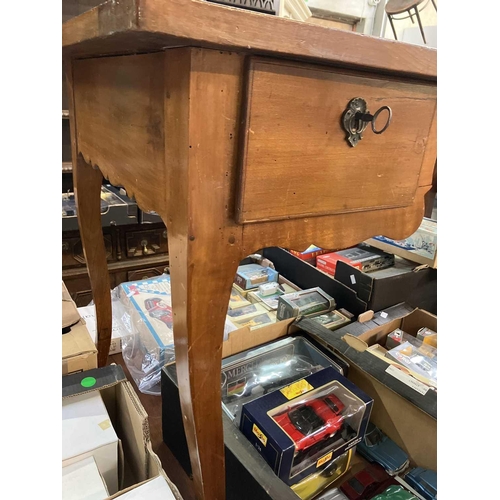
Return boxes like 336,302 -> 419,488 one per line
62,0 -> 436,80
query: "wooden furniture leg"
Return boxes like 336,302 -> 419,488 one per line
66,61 -> 112,367
73,156 -> 112,366
160,48 -> 246,500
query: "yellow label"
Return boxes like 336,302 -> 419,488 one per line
280,379 -> 314,400
252,424 -> 268,447
317,451 -> 333,468
98,419 -> 111,431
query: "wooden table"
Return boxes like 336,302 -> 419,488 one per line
63,2 -> 436,498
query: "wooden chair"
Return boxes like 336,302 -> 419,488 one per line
385,0 -> 437,44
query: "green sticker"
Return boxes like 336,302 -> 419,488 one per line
81,376 -> 97,388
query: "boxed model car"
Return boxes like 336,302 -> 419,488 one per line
240,367 -> 373,485
277,288 -> 336,321
221,336 -> 348,427
235,263 -> 279,290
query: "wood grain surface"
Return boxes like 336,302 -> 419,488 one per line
160,48 -> 246,500
66,59 -> 112,367
72,53 -> 166,214
62,0 -> 437,80
68,46 -> 437,499
237,58 -> 437,223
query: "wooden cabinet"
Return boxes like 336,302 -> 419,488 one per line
62,222 -> 169,305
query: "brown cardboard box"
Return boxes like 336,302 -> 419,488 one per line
62,365 -> 182,499
62,281 -> 97,375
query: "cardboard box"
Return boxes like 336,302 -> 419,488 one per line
235,264 -> 279,290
261,248 -> 370,317
289,246 -> 332,264
78,305 -> 125,355
111,476 -> 176,499
240,367 -> 373,485
62,281 -> 97,375
62,365 -> 182,499
316,246 -> 394,276
366,217 -> 437,268
332,256 -> 437,314
62,391 -> 120,494
296,304 -> 437,471
62,456 -> 109,500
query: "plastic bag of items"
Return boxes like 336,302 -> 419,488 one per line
108,275 -> 235,396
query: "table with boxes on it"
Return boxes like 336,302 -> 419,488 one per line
62,216 -> 437,500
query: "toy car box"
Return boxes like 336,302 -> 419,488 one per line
221,336 -> 349,427
240,367 -> 373,486
118,276 -> 174,365
276,288 -> 336,321
316,245 -> 395,276
289,246 -> 332,264
235,263 -> 279,290
296,304 -> 437,472
333,254 -> 437,314
309,310 -> 351,331
366,218 -> 437,269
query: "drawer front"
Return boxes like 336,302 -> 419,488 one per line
237,58 -> 437,223
62,235 -> 113,268
126,228 -> 168,258
127,266 -> 168,282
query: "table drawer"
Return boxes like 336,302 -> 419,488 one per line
237,58 -> 437,223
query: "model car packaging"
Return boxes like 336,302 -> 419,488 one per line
366,218 -> 437,269
277,287 -> 336,321
227,302 -> 268,322
234,263 -> 279,290
291,449 -> 353,500
316,245 -> 395,276
385,342 -> 437,388
289,246 -> 333,264
240,366 -> 373,485
118,276 -> 174,365
310,310 -> 351,331
416,327 -> 437,348
228,286 -> 252,310
229,311 -> 277,330
221,336 -> 348,427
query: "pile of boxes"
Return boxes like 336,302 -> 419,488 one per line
61,283 -> 180,500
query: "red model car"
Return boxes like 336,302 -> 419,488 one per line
274,394 -> 345,453
340,463 -> 396,500
144,297 -> 173,329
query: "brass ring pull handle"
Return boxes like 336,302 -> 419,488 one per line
342,97 -> 393,147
